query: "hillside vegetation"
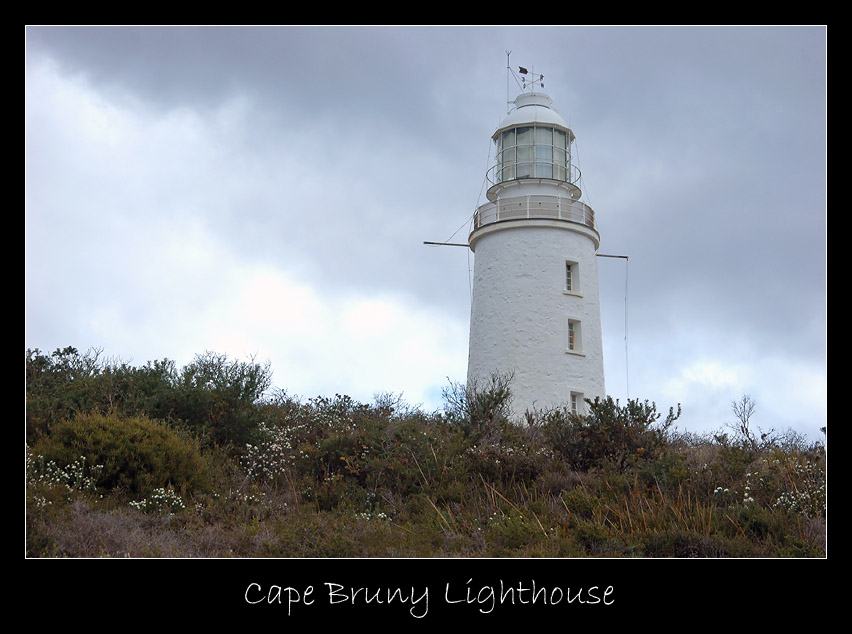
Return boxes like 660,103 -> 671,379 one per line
26,347 -> 826,557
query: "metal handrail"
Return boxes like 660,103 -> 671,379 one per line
486,160 -> 582,187
473,195 -> 596,231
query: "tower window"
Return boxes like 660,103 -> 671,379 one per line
564,260 -> 580,295
569,391 -> 584,415
566,319 -> 582,354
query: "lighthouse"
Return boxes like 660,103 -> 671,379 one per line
466,76 -> 605,419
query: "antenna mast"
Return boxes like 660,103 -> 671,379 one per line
506,50 -> 511,113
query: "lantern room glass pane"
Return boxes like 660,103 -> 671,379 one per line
516,127 -> 533,178
535,127 -> 553,178
554,130 -> 567,181
498,130 -> 515,182
535,127 -> 552,146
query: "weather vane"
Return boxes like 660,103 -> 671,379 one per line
505,50 -> 544,112
516,65 -> 544,90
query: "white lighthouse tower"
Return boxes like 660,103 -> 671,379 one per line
467,72 -> 605,418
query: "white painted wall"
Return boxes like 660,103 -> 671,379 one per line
467,218 -> 605,418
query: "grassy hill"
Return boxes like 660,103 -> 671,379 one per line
26,347 -> 826,558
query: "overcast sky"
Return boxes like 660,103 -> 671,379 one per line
25,26 -> 827,441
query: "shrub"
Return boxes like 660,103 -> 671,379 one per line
29,411 -> 209,496
25,347 -> 272,453
484,510 -> 537,554
542,397 -> 681,473
164,352 -> 272,450
643,530 -> 726,558
26,346 -> 105,440
441,373 -> 513,442
129,487 -> 187,514
637,449 -> 690,488
241,420 -> 299,482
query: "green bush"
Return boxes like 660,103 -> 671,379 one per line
25,347 -> 272,452
26,347 -> 105,440
441,373 -> 513,442
542,397 -> 681,473
156,352 -> 272,451
30,411 -> 209,496
637,449 -> 690,488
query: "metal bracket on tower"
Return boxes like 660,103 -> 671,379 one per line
423,241 -> 469,247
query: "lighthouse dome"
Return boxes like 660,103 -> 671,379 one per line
494,92 -> 572,139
